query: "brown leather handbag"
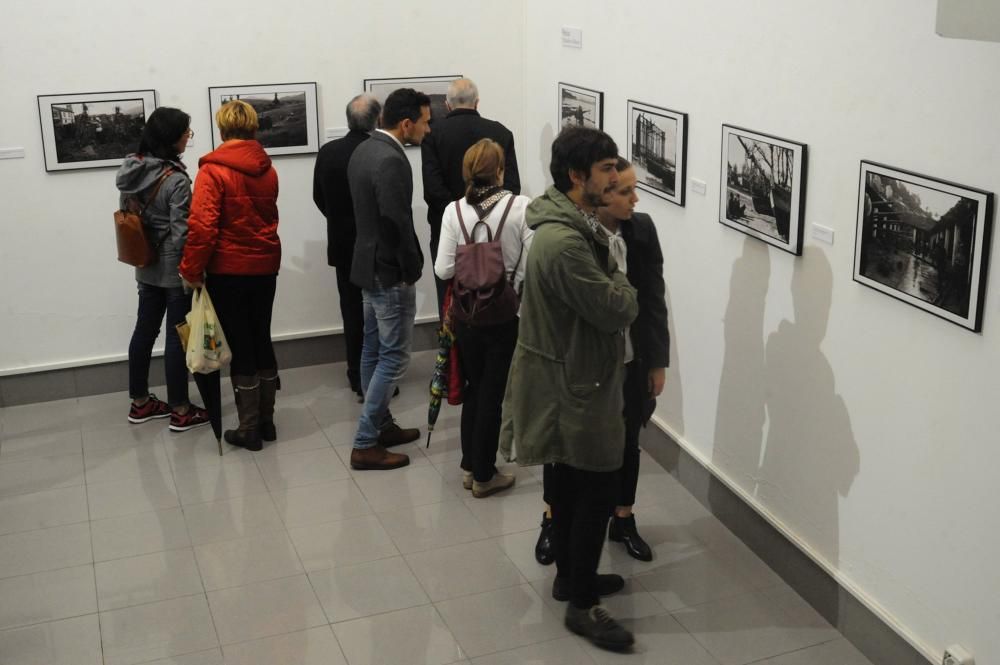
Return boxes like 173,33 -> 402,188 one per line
114,169 -> 173,267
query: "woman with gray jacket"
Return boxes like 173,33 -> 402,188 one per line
116,107 -> 208,432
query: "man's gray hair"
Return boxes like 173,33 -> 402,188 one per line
346,93 -> 381,133
446,78 -> 479,109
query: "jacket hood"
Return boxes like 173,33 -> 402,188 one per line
525,186 -> 595,235
116,154 -> 184,194
199,140 -> 272,176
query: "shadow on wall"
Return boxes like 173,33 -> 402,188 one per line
660,277 -> 684,435
711,240 -> 860,625
712,237 -> 771,483
533,122 -> 555,196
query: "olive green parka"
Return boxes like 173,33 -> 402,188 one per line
499,186 -> 639,471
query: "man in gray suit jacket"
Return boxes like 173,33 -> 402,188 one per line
347,88 -> 431,471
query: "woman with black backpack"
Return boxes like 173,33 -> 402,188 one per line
434,138 -> 533,498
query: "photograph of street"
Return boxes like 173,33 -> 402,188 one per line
855,163 -> 992,329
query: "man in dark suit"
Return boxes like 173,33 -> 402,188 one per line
421,78 -> 520,317
312,93 -> 381,401
347,88 -> 431,471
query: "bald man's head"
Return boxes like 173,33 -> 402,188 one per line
446,78 -> 479,110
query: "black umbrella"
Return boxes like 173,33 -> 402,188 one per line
193,370 -> 223,455
178,317 -> 223,455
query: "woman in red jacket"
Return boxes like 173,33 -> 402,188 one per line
179,100 -> 281,451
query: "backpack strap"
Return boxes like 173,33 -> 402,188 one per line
493,195 -> 516,239
454,200 -> 473,244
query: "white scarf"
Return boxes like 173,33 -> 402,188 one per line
598,223 -> 634,365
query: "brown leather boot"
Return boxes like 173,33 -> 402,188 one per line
350,444 -> 410,470
224,375 -> 261,451
259,369 -> 278,442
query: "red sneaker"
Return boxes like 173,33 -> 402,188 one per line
169,406 -> 211,433
128,394 -> 171,424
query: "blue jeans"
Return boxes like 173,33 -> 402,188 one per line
128,282 -> 191,408
353,281 -> 416,449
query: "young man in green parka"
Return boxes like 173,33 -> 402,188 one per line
499,126 -> 639,651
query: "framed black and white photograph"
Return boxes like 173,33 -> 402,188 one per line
37,90 -> 156,172
627,100 -> 687,206
854,161 -> 993,331
558,82 -> 603,130
364,74 -> 462,127
719,125 -> 807,255
208,83 -> 319,155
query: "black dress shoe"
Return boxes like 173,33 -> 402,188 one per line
608,514 -> 653,562
534,513 -> 555,565
565,604 -> 634,651
552,573 -> 625,601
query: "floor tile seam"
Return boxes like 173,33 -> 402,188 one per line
299,549 -> 404,576
174,560 -> 308,596
0,607 -> 101,635
214,624 -> 351,664
0,511 -> 93,538
0,550 -> 96,582
452,634 -> 583,662
175,478 -> 224,652
96,589 -> 212,617
0,478 -> 88,501
430,582 -> 564,659
738,638 -> 836,665
662,581 -> 810,622
92,544 -> 201,570
327,602 -> 459,648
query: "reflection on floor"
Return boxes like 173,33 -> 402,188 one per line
0,350 -> 873,665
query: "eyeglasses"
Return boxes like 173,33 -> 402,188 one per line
184,129 -> 194,138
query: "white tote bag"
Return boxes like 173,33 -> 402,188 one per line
185,288 -> 232,374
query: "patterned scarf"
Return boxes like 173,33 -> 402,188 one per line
466,186 -> 510,220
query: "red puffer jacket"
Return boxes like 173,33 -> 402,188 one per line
179,140 -> 281,282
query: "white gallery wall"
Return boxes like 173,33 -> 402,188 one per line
0,0 -> 526,374
522,1 -> 1000,662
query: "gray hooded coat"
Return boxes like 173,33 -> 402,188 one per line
116,154 -> 192,288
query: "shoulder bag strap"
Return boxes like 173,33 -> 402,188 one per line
139,168 -> 176,252
137,168 -> 175,216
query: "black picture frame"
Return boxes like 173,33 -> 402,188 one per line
208,82 -> 320,156
853,161 -> 994,332
558,82 -> 604,130
719,125 -> 808,255
626,100 -> 687,207
363,74 -> 462,133
37,89 -> 157,172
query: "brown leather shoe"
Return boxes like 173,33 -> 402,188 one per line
350,444 -> 410,470
378,423 -> 420,447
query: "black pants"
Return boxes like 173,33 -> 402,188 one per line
128,282 -> 191,407
548,463 -> 618,608
206,274 -> 277,377
335,263 -> 364,388
619,361 -> 646,507
429,221 -> 448,322
454,318 -> 518,482
541,362 -> 645,510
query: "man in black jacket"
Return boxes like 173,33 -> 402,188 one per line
312,94 -> 380,400
421,78 -> 520,318
347,88 -> 430,471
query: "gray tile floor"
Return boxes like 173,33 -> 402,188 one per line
0,351 -> 874,665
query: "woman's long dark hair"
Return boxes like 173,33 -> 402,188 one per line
137,107 -> 190,161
